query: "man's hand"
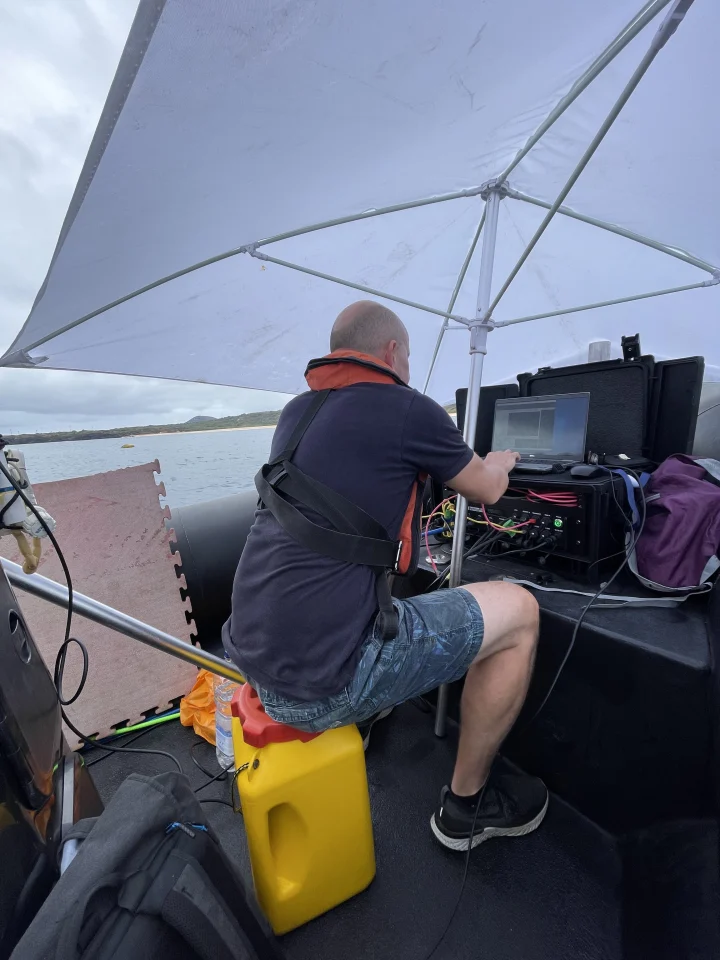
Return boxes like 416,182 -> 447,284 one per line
483,450 -> 520,474
447,450 -> 520,505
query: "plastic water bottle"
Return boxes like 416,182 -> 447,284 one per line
214,662 -> 240,771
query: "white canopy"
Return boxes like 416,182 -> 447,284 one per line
2,0 -> 719,400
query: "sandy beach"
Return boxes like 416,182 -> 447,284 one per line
134,424 -> 276,439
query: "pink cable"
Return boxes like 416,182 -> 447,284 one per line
526,489 -> 578,506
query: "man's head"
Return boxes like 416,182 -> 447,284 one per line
330,301 -> 410,384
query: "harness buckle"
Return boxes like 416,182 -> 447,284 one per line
267,466 -> 287,488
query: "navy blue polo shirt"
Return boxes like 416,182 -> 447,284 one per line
223,383 -> 473,701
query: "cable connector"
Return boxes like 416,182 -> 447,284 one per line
479,178 -> 510,201
238,242 -> 262,258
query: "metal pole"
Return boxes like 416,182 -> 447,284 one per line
422,208 -> 487,394
494,279 -> 715,328
255,186 -> 485,248
505,188 -> 717,276
1,557 -> 244,683
488,0 -> 695,318
3,187 -> 481,363
500,0 -> 672,181
434,183 -> 505,737
247,250 -> 471,324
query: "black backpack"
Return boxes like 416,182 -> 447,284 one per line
11,772 -> 284,960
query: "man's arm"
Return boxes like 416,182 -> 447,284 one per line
401,392 -> 518,503
446,450 -> 519,505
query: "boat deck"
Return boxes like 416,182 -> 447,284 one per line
88,702 -> 622,960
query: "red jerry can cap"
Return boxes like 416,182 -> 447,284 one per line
231,683 -> 321,748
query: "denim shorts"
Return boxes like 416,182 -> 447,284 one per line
248,587 -> 484,732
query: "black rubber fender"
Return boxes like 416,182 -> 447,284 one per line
167,489 -> 258,647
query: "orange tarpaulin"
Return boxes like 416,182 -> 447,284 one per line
180,669 -> 217,745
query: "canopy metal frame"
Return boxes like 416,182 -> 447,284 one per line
2,0 -> 715,734
4,0 -> 716,369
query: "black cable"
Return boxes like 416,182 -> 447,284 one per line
466,535 -> 554,563
198,798 -> 233,808
85,727 -> 155,767
423,529 -> 505,594
524,468 -> 647,726
0,455 -> 184,773
62,709 -> 183,773
0,456 -> 85,705
585,546 -> 626,575
191,739 -> 227,780
586,474 -> 634,572
421,778 -> 489,960
230,763 -> 254,813
491,537 -> 555,560
54,637 -> 89,706
194,760 -> 234,794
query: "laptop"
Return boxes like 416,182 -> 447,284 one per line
490,393 -> 590,474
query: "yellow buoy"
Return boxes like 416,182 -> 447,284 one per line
121,443 -> 134,448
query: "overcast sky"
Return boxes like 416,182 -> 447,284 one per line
0,0 -> 291,435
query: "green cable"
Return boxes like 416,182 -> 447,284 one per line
109,710 -> 181,737
502,518 -> 519,538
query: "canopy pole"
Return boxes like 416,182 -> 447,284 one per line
255,186 -> 485,248
247,250 -> 471,324
500,0 -> 672,181
1,557 -> 244,683
423,209 -> 487,394
434,182 -> 506,738
488,0 -> 695,318
495,278 -> 717,328
505,188 -> 718,275
5,190 -> 481,361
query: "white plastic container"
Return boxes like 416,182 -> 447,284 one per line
214,665 -> 240,770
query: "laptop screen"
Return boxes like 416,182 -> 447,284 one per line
491,393 -> 590,462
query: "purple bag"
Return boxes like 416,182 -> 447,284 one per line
631,455 -> 720,595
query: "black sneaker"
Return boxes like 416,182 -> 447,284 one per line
431,771 -> 548,851
357,707 -> 393,751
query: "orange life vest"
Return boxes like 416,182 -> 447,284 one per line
255,350 -> 426,639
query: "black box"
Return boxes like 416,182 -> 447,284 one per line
475,471 -> 627,578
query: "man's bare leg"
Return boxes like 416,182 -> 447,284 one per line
431,582 -> 547,850
452,581 -> 539,796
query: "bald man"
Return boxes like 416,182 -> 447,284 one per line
224,301 -> 547,851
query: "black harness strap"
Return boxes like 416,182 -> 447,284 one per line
256,388 -> 401,639
271,388 -> 331,465
277,461 -> 391,540
256,468 -> 398,567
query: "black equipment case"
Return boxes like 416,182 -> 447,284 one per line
518,356 -> 656,462
518,353 -> 705,466
647,357 -> 705,462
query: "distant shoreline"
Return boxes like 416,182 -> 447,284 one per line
5,411 -> 283,445
134,424 -> 275,438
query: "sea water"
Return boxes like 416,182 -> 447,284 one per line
12,427 -> 276,508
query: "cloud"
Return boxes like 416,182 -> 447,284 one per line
1,2 -> 140,346
0,367 -> 291,435
0,1 -> 292,433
